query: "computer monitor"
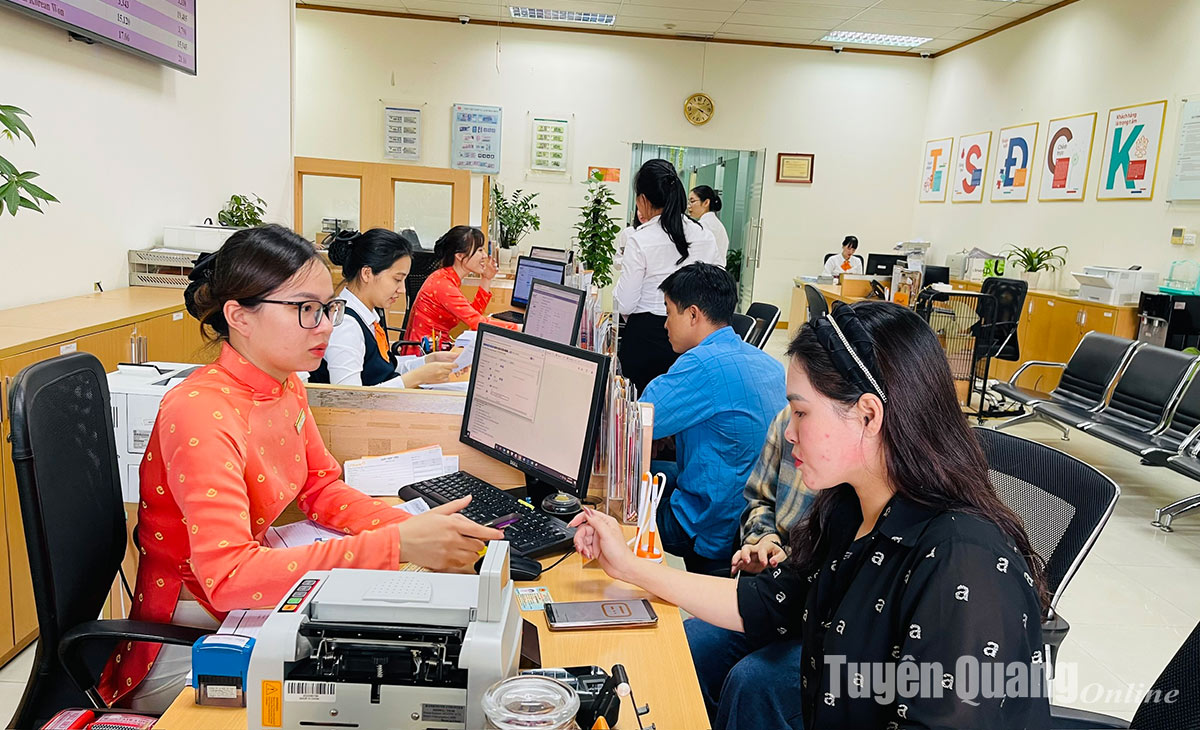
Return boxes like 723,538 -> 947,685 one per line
529,246 -> 573,264
865,253 -> 908,277
524,280 -> 586,346
923,265 -> 950,287
461,325 -> 610,499
512,256 -> 567,308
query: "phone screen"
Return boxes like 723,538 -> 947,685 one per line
545,599 -> 657,628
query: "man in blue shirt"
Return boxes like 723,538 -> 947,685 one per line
641,263 -> 785,575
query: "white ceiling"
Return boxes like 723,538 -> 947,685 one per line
297,0 -> 1064,55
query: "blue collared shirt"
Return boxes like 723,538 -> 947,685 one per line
642,326 -> 786,558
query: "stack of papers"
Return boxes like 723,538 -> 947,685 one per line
342,445 -> 460,496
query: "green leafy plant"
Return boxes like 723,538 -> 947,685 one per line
726,248 -> 743,284
217,193 -> 266,228
573,169 -> 621,288
1005,245 -> 1068,273
0,105 -> 58,216
491,185 -> 540,249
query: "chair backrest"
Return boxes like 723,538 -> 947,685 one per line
803,285 -> 829,320
974,427 -> 1119,611
1157,373 -> 1200,451
978,277 -> 1028,361
917,291 -> 997,381
1093,345 -> 1197,432
7,353 -> 127,725
1050,333 -> 1140,412
745,302 -> 780,349
402,250 -> 442,331
731,312 -> 756,341
1129,618 -> 1200,729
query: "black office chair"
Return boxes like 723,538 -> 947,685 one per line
916,290 -> 998,423
975,277 -> 1028,363
745,302 -> 780,349
7,353 -> 207,728
822,253 -> 865,271
803,284 -> 828,321
731,313 -> 756,342
994,334 -> 1140,440
974,428 -> 1120,683
1050,618 -> 1199,729
399,250 -> 442,333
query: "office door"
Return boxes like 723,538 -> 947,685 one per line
740,149 -> 766,311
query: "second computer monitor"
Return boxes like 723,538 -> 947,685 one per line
460,324 -> 610,499
524,280 -> 586,346
865,253 -> 908,277
923,265 -> 950,287
512,255 -> 567,308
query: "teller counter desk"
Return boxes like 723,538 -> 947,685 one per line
154,384 -> 709,730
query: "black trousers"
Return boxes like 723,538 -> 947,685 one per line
618,312 -> 679,394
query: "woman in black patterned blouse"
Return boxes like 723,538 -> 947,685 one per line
570,301 -> 1052,730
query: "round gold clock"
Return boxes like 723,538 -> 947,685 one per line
684,92 -> 715,126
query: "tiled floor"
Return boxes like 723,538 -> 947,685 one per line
0,330 -> 1194,723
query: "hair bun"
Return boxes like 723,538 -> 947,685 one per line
326,229 -> 360,266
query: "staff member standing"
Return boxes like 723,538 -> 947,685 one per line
97,225 -> 502,710
688,185 -> 730,267
615,159 -> 718,393
823,235 -> 863,277
403,225 -> 518,354
311,228 -> 456,388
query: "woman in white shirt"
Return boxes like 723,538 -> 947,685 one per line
688,185 -> 730,268
823,235 -> 863,278
311,229 -> 456,388
614,159 -> 718,393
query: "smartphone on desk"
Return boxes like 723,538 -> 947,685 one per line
544,599 -> 658,630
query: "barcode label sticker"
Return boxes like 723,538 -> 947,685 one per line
284,680 -> 336,702
173,312 -> 184,321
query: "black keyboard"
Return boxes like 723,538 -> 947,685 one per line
492,310 -> 525,324
398,471 -> 575,559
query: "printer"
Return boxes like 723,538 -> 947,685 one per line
1071,266 -> 1159,306
247,542 -> 521,730
107,362 -> 200,502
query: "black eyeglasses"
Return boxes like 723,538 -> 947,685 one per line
254,298 -> 346,329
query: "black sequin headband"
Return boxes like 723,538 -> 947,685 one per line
811,302 -> 888,403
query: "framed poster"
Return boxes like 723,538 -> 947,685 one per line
1168,98 -> 1200,201
451,103 -> 502,175
384,106 -> 421,161
776,153 -> 814,183
991,122 -> 1039,202
919,137 -> 953,202
1097,100 -> 1167,200
1039,112 -> 1097,201
531,117 -> 568,171
951,131 -> 992,203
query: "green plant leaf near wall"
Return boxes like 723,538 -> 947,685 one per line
574,169 -> 620,288
0,105 -> 58,217
218,193 -> 267,228
491,185 -> 541,249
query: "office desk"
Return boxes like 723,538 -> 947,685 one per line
153,525 -> 708,730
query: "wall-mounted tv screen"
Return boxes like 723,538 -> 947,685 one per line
1,0 -> 196,75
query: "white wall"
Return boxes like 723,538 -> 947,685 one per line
0,1 -> 294,308
915,0 -> 1200,280
295,10 -> 933,314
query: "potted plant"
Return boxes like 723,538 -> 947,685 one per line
218,193 -> 266,228
491,184 -> 540,265
573,169 -> 621,287
1005,245 -> 1068,290
0,105 -> 57,216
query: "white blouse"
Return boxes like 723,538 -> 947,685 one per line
613,215 -> 719,316
324,287 -> 427,387
699,212 -> 730,267
823,254 -> 864,277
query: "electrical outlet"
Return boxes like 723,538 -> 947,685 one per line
1186,233 -> 1197,247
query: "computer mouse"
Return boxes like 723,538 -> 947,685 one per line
509,555 -> 543,582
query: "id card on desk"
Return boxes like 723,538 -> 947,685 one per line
517,586 -> 554,611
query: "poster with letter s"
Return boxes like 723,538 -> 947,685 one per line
1097,100 -> 1167,201
1039,112 -> 1097,201
951,131 -> 992,203
919,137 -> 953,202
991,122 -> 1039,202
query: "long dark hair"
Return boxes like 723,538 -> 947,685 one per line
635,159 -> 691,264
184,224 -> 319,342
786,301 -> 1050,613
327,228 -> 412,284
691,185 -> 722,213
433,225 -> 486,269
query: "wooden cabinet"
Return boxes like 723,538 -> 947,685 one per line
137,310 -> 212,364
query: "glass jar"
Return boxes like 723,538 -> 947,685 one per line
482,675 -> 581,730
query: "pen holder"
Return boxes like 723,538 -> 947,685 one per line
634,521 -> 663,563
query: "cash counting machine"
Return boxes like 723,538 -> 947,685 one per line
247,542 -> 521,729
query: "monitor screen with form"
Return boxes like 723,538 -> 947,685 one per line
523,281 -> 586,346
512,256 -> 567,308
461,325 -> 609,496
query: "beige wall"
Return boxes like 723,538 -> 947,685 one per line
0,0 -> 294,308
915,0 -> 1200,281
295,9 -> 934,315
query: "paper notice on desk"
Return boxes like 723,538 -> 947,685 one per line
343,445 -> 445,496
264,520 -> 346,548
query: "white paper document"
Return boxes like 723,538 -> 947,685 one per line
342,445 -> 446,496
264,520 -> 346,548
451,346 -> 474,373
395,497 -> 431,515
218,608 -> 272,639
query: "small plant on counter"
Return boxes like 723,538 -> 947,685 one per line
0,105 -> 58,216
217,193 -> 267,228
574,169 -> 621,287
1005,244 -> 1068,273
491,185 -> 541,250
